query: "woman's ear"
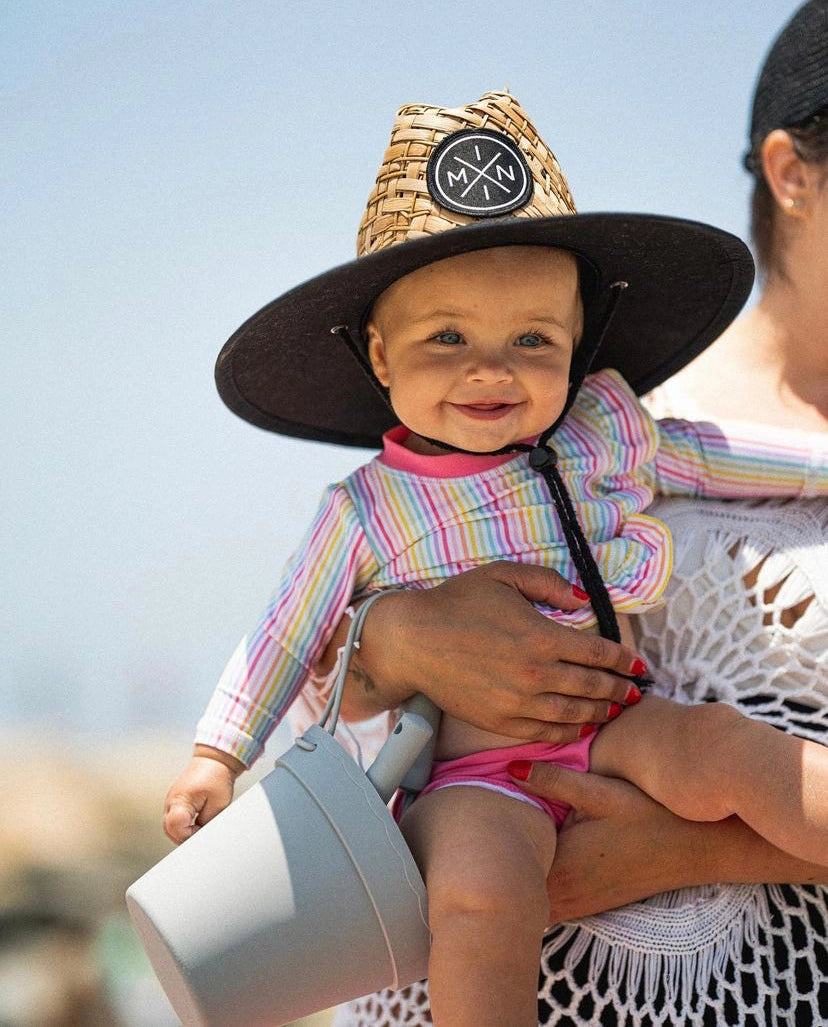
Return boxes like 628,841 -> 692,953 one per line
760,129 -> 812,217
365,323 -> 391,387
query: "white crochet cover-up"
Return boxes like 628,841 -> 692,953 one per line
334,495 -> 828,1026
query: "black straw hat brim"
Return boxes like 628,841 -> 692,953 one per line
215,213 -> 754,448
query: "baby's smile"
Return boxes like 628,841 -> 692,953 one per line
449,400 -> 522,418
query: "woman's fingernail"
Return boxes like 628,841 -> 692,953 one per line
579,723 -> 597,738
572,584 -> 589,600
607,702 -> 623,720
629,657 -> 648,677
624,685 -> 642,705
507,760 -> 532,781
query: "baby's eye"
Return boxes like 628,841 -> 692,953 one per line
515,333 -> 548,348
435,331 -> 463,345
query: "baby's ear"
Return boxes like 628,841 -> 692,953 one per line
365,323 -> 391,387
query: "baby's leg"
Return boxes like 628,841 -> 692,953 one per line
591,694 -> 828,865
400,785 -> 557,1027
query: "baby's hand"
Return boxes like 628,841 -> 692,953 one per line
163,746 -> 245,845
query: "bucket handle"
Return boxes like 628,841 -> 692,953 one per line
317,589 -> 441,804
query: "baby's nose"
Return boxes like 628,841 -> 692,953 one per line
467,358 -> 512,382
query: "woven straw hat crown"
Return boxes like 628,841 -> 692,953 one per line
357,91 -> 576,255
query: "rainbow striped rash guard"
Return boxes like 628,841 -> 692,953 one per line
195,368 -> 827,766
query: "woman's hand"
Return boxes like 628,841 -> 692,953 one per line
508,761 -> 828,923
330,562 -> 646,742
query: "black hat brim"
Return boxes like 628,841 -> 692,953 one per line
215,213 -> 754,448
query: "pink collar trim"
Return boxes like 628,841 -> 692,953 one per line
378,425 -> 521,478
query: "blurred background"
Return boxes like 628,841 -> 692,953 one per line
3,1 -> 803,1022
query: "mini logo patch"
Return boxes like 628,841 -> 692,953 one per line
426,128 -> 533,217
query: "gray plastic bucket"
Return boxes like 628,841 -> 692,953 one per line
127,719 -> 432,1026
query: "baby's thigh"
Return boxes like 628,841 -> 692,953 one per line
400,786 -> 557,921
590,694 -> 744,819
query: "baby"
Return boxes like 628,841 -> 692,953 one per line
165,94 -> 828,1026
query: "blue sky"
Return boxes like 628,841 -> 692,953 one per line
3,0 -> 802,742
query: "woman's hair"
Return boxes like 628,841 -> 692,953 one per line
750,106 -> 828,279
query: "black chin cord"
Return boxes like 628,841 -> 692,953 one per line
333,281 -> 631,647
526,444 -> 620,640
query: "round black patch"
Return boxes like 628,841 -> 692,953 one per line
426,128 -> 533,218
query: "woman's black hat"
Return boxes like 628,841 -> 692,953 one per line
745,0 -> 828,174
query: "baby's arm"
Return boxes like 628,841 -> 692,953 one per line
654,414 -> 827,498
163,483 -> 376,844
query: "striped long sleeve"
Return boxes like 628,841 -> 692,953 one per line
195,484 -> 378,766
654,415 -> 828,499
577,369 -> 827,500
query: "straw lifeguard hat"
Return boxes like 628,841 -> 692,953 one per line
216,91 -> 754,448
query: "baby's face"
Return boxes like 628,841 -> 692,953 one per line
366,246 -> 582,454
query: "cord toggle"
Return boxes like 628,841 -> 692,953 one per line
529,445 -> 557,472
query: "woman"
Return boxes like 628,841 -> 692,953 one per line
331,2 -> 828,1023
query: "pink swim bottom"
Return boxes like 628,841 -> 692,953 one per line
413,735 -> 594,827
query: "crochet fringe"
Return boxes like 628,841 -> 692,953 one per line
547,884 -> 772,1012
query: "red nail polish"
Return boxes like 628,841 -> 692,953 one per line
630,658 -> 648,677
624,685 -> 642,705
579,723 -> 597,738
572,584 -> 589,600
607,702 -> 623,720
507,760 -> 532,781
